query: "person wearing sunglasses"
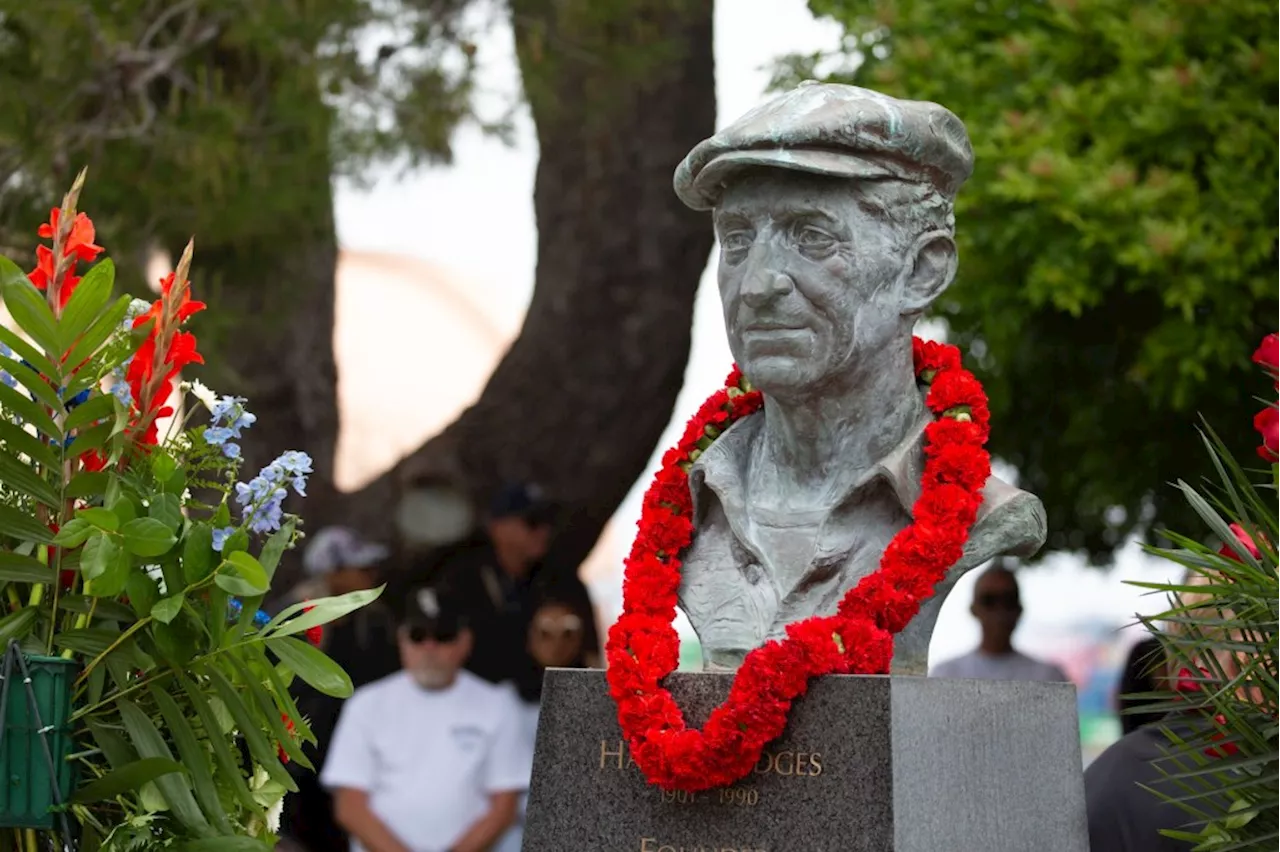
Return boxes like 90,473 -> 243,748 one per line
321,586 -> 532,852
931,564 -> 1068,682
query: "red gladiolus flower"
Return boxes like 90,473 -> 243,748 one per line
1205,714 -> 1240,759
1253,334 -> 1278,374
126,260 -> 205,446
1254,407 -> 1278,462
28,208 -> 103,309
303,603 -> 324,647
1219,523 -> 1262,562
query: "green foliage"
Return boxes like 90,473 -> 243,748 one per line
0,187 -> 379,846
0,0 -> 481,288
794,0 -> 1278,560
1128,354 -> 1277,848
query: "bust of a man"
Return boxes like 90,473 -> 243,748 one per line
671,83 -> 1047,676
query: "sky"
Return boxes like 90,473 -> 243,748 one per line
332,0 -> 1181,669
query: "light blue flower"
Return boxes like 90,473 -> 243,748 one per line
203,426 -> 233,446
227,598 -> 243,621
211,526 -> 237,552
110,381 -> 132,405
221,442 -> 241,460
253,609 -> 271,628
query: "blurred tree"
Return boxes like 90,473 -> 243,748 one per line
785,0 -> 1278,561
0,0 -> 716,581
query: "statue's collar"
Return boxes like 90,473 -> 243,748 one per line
687,395 -> 930,524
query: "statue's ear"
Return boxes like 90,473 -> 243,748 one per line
900,231 -> 957,316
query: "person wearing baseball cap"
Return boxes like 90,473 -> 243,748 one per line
401,482 -> 598,692
281,527 -> 399,852
322,584 -> 531,852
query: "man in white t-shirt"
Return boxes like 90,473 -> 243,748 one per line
930,565 -> 1069,682
321,586 -> 532,852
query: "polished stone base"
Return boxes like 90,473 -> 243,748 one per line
523,669 -> 1088,852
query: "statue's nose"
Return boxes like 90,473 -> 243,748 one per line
740,255 -> 795,308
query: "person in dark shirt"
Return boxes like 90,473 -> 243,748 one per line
399,483 -> 599,696
1117,637 -> 1168,736
280,527 -> 399,852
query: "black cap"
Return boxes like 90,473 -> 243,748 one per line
488,482 -> 558,525
401,585 -> 467,643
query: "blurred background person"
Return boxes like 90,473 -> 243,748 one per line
494,582 -> 595,852
931,564 -> 1069,682
323,585 -> 531,852
1116,636 -> 1168,736
282,527 -> 399,852
398,482 -> 600,693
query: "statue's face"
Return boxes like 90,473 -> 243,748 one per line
714,172 -> 909,397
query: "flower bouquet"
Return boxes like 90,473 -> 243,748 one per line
1134,333 -> 1278,849
0,172 -> 378,850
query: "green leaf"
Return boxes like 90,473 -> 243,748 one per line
228,655 -> 311,769
124,571 -> 160,619
58,258 -> 115,353
0,607 -> 37,647
267,586 -> 384,639
57,594 -> 134,622
121,517 -> 177,557
72,756 -> 185,805
109,495 -> 138,525
0,380 -> 60,441
206,667 -> 296,792
63,294 -> 131,381
66,421 -> 112,460
77,506 -> 119,532
151,452 -> 177,484
80,533 -> 115,581
149,686 -> 233,833
52,518 -> 94,548
214,574 -> 266,597
0,550 -> 56,583
1,274 -> 61,363
0,416 -> 58,468
54,627 -> 135,659
258,519 -> 295,581
65,470 -> 110,499
226,551 -> 268,590
64,392 -> 114,433
173,839 -> 274,852
117,699 -> 209,832
147,493 -> 183,532
152,613 -> 199,667
183,523 -> 215,584
178,673 -> 262,812
151,593 -> 184,624
250,644 -> 314,743
212,501 -> 231,527
0,504 -> 56,543
0,322 -> 60,382
267,635 -> 352,698
0,452 -> 59,507
87,537 -> 131,598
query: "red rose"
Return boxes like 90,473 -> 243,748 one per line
1252,333 -> 1278,373
1254,406 -> 1278,462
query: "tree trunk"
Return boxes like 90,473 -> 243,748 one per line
389,0 -> 717,572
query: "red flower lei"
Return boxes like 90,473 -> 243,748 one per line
605,337 -> 991,791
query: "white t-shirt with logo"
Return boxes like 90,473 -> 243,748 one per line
321,670 -> 533,852
930,649 -> 1069,683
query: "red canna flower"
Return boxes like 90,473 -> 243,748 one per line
1252,334 -> 1278,374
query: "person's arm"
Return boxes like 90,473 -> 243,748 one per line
333,788 -> 415,852
444,790 -> 520,852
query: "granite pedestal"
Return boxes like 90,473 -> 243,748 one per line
523,669 -> 1088,852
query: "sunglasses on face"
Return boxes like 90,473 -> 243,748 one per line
533,615 -> 582,640
976,592 -> 1020,611
405,624 -> 461,644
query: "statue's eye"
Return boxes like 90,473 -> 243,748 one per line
795,225 -> 836,252
721,231 -> 754,252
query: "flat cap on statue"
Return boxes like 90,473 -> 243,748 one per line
673,81 -> 975,211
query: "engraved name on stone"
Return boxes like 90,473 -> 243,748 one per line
597,740 -> 824,778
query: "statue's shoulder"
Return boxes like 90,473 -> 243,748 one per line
968,475 -> 1047,561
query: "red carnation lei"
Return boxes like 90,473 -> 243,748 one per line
605,337 -> 991,791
